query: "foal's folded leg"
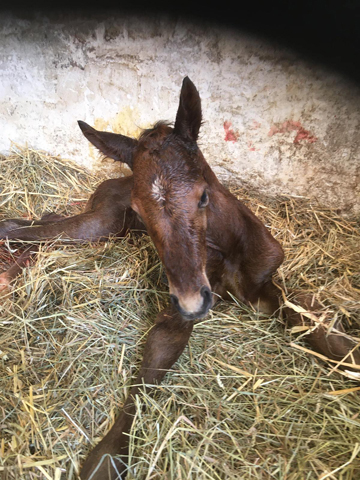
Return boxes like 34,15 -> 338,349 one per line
248,281 -> 360,369
0,207 -> 144,298
282,292 -> 360,367
80,307 -> 194,480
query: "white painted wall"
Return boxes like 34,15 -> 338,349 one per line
0,12 -> 359,215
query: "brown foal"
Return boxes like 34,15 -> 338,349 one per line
1,77 -> 359,479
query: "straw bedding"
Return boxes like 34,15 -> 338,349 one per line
0,147 -> 359,480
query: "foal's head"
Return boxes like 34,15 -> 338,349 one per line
79,77 -> 212,320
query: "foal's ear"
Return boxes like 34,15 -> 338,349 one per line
174,77 -> 202,142
78,121 -> 138,169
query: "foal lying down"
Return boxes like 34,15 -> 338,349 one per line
1,78 -> 359,480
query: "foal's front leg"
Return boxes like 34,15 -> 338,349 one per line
80,307 -> 194,480
0,177 -> 141,242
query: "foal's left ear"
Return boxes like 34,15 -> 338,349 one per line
174,77 -> 202,142
78,121 -> 138,170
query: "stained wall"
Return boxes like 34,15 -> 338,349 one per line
1,11 -> 359,214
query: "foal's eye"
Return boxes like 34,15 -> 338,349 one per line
198,190 -> 209,208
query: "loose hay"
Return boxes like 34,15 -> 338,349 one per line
0,147 -> 359,480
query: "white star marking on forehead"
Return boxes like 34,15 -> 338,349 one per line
151,176 -> 166,203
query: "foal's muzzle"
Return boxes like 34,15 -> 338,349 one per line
170,285 -> 212,320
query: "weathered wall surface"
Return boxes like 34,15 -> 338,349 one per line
0,11 -> 359,215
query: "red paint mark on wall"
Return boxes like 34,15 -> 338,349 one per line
247,141 -> 257,151
224,121 -> 239,142
268,120 -> 317,144
293,128 -> 317,144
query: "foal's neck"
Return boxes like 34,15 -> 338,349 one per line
202,159 -> 246,254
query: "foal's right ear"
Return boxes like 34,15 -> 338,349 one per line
174,76 -> 202,142
78,121 -> 138,169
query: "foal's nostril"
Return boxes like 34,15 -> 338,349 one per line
200,285 -> 212,308
170,294 -> 179,309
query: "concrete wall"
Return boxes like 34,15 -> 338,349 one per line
1,11 -> 359,215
